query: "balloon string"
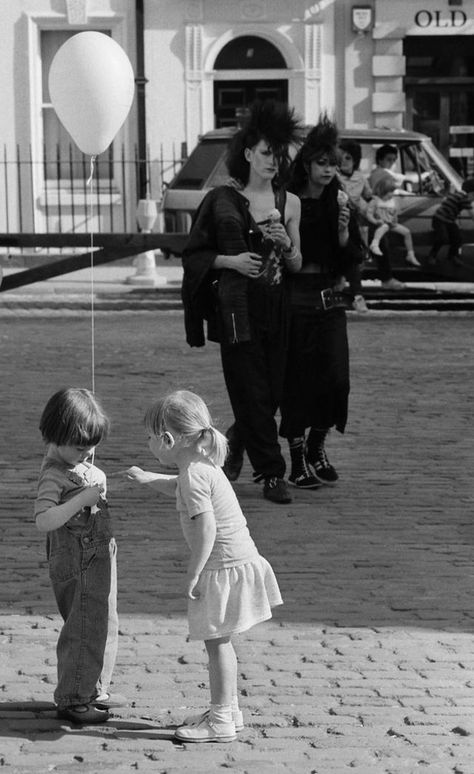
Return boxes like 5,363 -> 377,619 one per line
88,155 -> 96,395
87,155 -> 96,466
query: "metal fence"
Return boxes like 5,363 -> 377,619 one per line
0,142 -> 187,236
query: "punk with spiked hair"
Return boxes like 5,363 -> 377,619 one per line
279,113 -> 366,494
226,99 -> 304,187
182,99 -> 304,504
288,113 -> 339,194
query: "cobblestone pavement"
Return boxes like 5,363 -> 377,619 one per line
1,310 -> 474,773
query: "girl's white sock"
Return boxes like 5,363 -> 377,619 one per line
231,695 -> 240,712
209,703 -> 233,725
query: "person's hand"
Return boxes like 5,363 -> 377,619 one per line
232,252 -> 262,277
333,275 -> 347,292
109,466 -> 151,485
338,204 -> 350,232
264,222 -> 292,250
186,574 -> 201,600
80,484 -> 103,507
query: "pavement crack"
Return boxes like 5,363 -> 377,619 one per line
387,728 -> 414,744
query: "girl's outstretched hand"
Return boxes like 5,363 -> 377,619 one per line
108,466 -> 178,495
123,465 -> 148,483
108,466 -> 155,486
186,574 -> 201,600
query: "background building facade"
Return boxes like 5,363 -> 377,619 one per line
1,0 -> 473,232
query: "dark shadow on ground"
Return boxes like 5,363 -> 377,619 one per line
0,701 -> 179,742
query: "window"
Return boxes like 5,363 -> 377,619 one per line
214,36 -> 286,70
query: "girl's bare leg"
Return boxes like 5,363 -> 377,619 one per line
205,635 -> 237,706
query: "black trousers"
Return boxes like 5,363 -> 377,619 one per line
430,217 -> 461,259
279,275 -> 350,439
220,324 -> 287,480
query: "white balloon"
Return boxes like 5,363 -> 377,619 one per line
49,32 -> 135,156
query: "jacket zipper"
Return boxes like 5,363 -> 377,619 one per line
231,313 -> 238,343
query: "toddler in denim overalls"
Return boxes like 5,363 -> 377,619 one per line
34,387 -> 119,725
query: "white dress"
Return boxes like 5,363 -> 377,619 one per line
176,459 -> 282,640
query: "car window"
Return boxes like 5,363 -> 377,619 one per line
206,154 -> 232,188
169,140 -> 229,190
416,143 -> 454,195
355,140 -> 450,196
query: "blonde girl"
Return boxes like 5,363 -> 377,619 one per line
124,389 -> 282,743
367,175 -> 420,266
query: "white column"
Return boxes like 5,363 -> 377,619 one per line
303,24 -> 322,123
185,23 -> 204,149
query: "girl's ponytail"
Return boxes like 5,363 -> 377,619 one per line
199,426 -> 228,467
146,390 -> 229,466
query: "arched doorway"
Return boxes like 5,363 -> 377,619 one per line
213,36 -> 288,127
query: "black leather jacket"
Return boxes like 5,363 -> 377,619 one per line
182,185 -> 276,346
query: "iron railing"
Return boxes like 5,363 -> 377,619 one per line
0,142 -> 187,236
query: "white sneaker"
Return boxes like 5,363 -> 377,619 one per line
352,294 -> 369,313
175,715 -> 237,743
183,708 -> 244,732
405,253 -> 421,267
381,278 -> 405,290
369,241 -> 383,256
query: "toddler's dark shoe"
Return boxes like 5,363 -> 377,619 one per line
263,477 -> 292,504
57,704 -> 109,724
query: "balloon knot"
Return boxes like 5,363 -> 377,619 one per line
86,156 -> 96,186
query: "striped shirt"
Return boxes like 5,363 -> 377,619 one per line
434,190 -> 472,224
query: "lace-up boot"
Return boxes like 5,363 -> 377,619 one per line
307,428 -> 339,485
288,438 -> 322,489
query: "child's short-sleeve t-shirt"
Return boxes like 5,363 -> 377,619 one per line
35,455 -> 106,530
176,460 -> 259,570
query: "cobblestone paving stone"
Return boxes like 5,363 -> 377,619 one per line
1,310 -> 474,773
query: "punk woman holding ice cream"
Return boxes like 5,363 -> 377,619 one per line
279,115 -> 364,491
182,100 -> 303,504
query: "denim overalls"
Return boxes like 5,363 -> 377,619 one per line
35,458 -> 118,708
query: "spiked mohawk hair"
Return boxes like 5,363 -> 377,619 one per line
288,112 -> 340,193
226,99 -> 304,186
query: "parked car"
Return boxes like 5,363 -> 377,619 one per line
162,126 -> 474,278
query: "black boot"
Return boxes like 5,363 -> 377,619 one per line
306,428 -> 339,485
222,425 -> 245,482
288,438 -> 321,489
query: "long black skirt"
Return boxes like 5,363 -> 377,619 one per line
279,277 -> 350,438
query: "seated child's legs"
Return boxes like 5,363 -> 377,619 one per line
370,223 -> 389,256
392,223 -> 414,253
